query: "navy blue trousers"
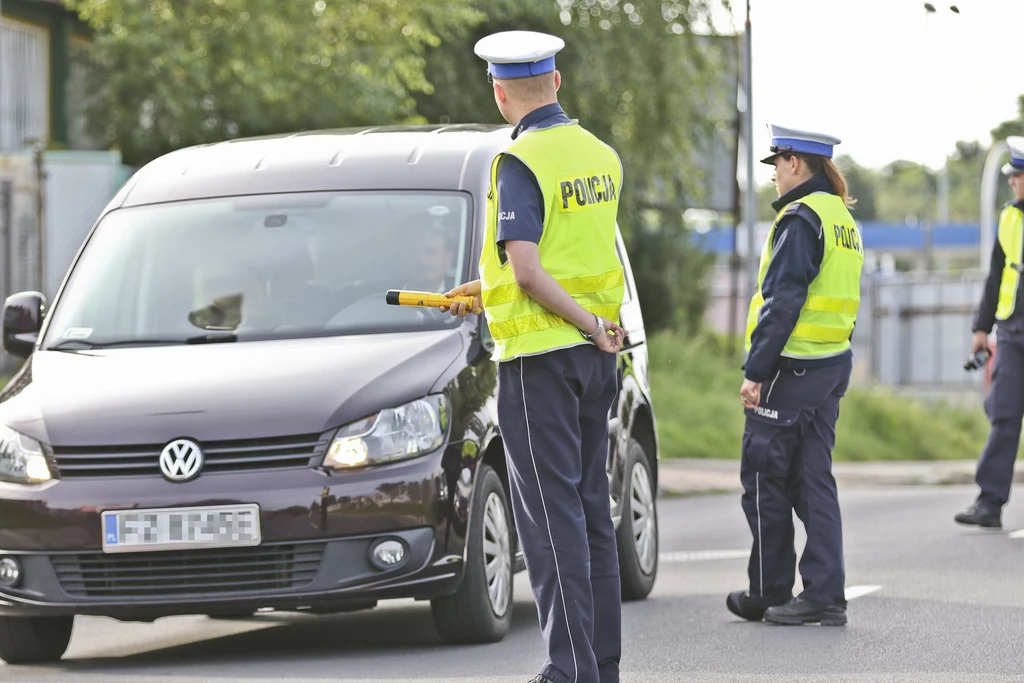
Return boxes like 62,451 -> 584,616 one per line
975,332 -> 1024,510
740,357 -> 851,608
498,343 -> 620,683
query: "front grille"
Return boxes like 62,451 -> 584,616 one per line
49,432 -> 331,478
52,543 -> 325,599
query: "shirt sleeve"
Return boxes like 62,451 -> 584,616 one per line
973,236 -> 1005,334
743,205 -> 825,383
495,155 -> 544,245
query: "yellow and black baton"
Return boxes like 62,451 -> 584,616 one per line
386,289 -> 480,312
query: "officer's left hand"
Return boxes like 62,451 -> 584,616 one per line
740,379 -> 761,409
593,318 -> 625,354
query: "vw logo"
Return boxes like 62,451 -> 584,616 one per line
159,439 -> 204,482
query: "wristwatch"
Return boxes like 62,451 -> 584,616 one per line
581,314 -> 604,342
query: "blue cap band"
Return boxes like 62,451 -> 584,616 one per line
488,56 -> 555,79
1010,155 -> 1024,169
771,136 -> 834,158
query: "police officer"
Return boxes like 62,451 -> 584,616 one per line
442,30 -> 626,683
955,136 -> 1024,529
727,124 -> 864,627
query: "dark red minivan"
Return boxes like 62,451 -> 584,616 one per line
0,125 -> 660,664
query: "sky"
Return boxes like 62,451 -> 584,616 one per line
705,0 -> 1024,186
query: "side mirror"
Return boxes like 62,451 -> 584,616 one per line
3,292 -> 46,359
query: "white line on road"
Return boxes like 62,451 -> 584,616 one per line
1008,529 -> 1024,539
845,585 -> 883,600
659,550 -> 750,563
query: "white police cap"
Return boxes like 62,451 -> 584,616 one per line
474,30 -> 565,79
1002,136 -> 1024,175
760,124 -> 842,165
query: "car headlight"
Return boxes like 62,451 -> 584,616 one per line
324,395 -> 449,470
0,425 -> 52,484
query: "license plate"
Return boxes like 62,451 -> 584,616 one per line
101,504 -> 261,553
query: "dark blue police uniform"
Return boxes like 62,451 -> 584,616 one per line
494,102 -> 622,683
730,173 -> 852,626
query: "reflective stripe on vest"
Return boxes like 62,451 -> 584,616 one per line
479,123 -> 625,361
744,191 -> 864,358
996,204 -> 1024,320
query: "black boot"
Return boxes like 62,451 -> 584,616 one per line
954,502 -> 1002,528
764,597 -> 847,626
726,590 -> 787,622
528,677 -> 553,683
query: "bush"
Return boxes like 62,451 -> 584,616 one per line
648,331 -> 991,461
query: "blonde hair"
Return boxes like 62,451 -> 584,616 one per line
787,153 -> 857,209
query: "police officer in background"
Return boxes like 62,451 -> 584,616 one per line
955,136 -> 1024,529
442,30 -> 627,683
728,124 -> 864,627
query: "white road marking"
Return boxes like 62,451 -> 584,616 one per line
845,585 -> 883,600
1008,529 -> 1024,539
659,549 -> 750,563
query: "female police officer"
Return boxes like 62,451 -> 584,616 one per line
442,30 -> 627,683
727,124 -> 864,627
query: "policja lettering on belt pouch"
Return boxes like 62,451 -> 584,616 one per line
730,123 -> 864,628
955,135 -> 1024,530
438,28 -> 628,683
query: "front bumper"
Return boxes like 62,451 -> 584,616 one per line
0,447 -> 475,620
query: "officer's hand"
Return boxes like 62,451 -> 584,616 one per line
440,280 -> 483,317
740,379 -> 761,409
971,330 -> 990,355
593,318 -> 625,354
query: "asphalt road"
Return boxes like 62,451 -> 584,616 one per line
3,484 -> 1024,683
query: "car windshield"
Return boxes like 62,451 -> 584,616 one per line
41,191 -> 473,349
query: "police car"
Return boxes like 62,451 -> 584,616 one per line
0,124 -> 660,663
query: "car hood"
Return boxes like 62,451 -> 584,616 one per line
0,331 -> 465,446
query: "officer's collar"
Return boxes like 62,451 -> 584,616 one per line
771,174 -> 833,213
1014,199 -> 1024,211
511,102 -> 568,139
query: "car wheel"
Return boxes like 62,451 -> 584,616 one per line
616,437 -> 658,601
0,615 -> 74,664
431,463 -> 514,643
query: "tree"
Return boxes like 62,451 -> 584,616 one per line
65,0 -> 484,166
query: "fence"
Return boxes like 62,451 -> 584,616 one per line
704,264 -> 990,390
0,149 -> 133,373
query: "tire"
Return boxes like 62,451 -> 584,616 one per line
431,463 -> 514,644
0,615 -> 74,664
616,437 -> 658,601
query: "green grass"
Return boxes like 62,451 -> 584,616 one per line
648,330 -> 992,461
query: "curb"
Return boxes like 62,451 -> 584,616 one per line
656,458 -> 1024,497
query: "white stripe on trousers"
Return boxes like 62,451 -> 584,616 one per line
520,357 -> 579,683
756,472 -> 763,597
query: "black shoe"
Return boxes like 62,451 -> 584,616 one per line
528,677 -> 552,683
764,597 -> 847,626
955,503 -> 1002,528
726,590 -> 785,622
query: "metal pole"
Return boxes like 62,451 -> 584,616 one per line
980,140 -> 1008,271
744,0 -> 756,294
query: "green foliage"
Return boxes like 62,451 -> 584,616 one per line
648,331 -> 992,461
66,0 -> 735,334
65,0 -> 485,165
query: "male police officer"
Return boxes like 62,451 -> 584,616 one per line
956,136 -> 1024,529
442,30 -> 627,683
728,124 -> 864,627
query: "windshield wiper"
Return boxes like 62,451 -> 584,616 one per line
48,334 -> 238,351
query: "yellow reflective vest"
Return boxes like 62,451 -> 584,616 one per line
745,191 -> 864,359
479,122 -> 625,362
995,203 -> 1024,320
